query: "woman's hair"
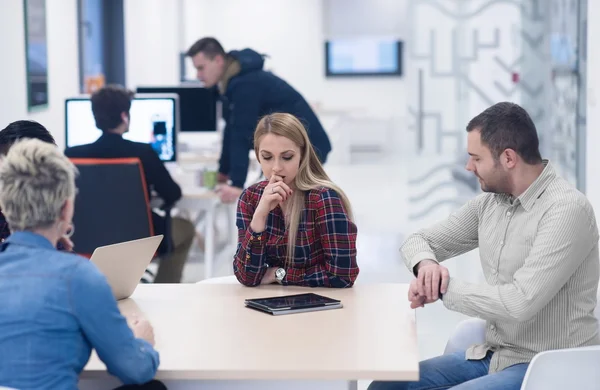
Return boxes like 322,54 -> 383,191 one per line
0,139 -> 78,231
0,120 -> 56,155
254,113 -> 353,266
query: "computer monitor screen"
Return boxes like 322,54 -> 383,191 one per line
136,86 -> 217,132
325,38 -> 403,77
65,94 -> 178,162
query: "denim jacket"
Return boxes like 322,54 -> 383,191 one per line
0,231 -> 159,389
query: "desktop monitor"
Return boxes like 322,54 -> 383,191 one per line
65,94 -> 179,162
136,85 -> 218,132
325,38 -> 403,77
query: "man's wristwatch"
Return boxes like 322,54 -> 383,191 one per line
275,268 -> 286,284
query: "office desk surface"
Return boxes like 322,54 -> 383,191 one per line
83,283 -> 419,381
169,172 -> 219,201
181,187 -> 219,200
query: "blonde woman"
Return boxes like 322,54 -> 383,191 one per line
0,139 -> 164,390
234,113 -> 358,287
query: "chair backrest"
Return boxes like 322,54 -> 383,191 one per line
520,287 -> 600,390
69,158 -> 154,257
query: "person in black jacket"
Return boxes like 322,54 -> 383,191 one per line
64,85 -> 195,283
186,37 -> 332,203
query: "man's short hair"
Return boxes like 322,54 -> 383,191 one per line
0,120 -> 56,155
91,85 -> 134,132
186,37 -> 226,59
466,102 -> 543,165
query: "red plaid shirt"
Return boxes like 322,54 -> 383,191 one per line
234,181 -> 359,287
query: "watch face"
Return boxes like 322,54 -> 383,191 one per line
275,268 -> 286,280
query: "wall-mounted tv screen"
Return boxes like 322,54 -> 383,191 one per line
325,38 -> 403,77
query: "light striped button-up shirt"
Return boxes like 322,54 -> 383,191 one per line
401,161 -> 600,373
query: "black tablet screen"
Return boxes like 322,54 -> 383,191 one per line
248,293 -> 340,309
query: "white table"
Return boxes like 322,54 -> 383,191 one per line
168,165 -> 232,280
170,156 -> 261,280
178,187 -> 221,279
82,284 -> 419,388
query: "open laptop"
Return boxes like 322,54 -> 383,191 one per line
89,235 -> 163,300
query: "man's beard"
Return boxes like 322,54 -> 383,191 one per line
477,170 -> 509,194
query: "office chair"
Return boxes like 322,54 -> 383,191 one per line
68,158 -> 172,257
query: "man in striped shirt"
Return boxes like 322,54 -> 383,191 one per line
370,102 -> 599,390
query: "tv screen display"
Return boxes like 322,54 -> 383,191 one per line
325,38 -> 403,77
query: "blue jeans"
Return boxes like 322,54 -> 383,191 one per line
368,351 -> 529,390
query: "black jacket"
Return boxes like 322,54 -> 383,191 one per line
64,133 -> 182,209
220,49 -> 332,188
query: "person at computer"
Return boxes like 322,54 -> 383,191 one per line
233,113 -> 358,287
0,139 -> 165,390
368,102 -> 600,390
64,85 -> 195,283
0,120 -> 72,250
186,37 -> 332,204
0,120 -> 155,285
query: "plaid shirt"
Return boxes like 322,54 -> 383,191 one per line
234,181 -> 359,287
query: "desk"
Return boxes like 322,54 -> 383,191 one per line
177,188 -> 227,279
170,159 -> 261,280
83,283 -> 419,386
169,167 -> 230,280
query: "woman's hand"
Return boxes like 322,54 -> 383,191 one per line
261,268 -> 278,285
256,174 -> 292,215
130,316 -> 156,346
250,174 -> 292,233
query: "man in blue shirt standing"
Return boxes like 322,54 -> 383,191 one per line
186,37 -> 332,203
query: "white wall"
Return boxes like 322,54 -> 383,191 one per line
585,0 -> 600,220
407,1 -> 530,156
0,0 -> 80,148
123,0 -> 180,90
182,0 -> 324,103
124,0 -> 408,117
324,0 -> 408,38
321,0 -> 408,115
